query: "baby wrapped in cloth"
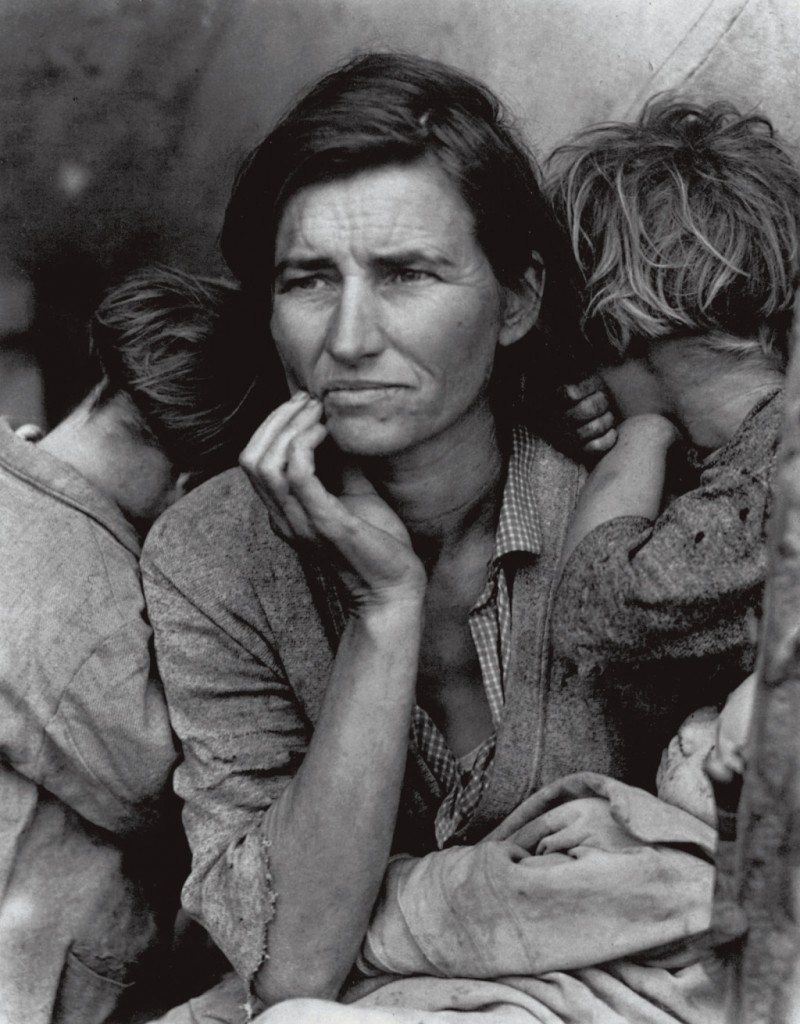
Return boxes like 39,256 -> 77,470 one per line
259,708 -> 729,1024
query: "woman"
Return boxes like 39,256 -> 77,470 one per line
142,55 -> 718,1022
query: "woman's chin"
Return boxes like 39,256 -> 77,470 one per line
326,419 -> 412,460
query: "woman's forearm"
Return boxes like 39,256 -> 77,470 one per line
559,414 -> 679,569
253,595 -> 424,1006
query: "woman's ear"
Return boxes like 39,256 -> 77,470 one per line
498,253 -> 545,348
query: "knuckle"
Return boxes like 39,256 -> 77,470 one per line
248,460 -> 283,491
238,448 -> 257,472
580,393 -> 607,418
564,379 -> 593,401
575,421 -> 597,441
284,451 -> 311,485
284,435 -> 305,462
577,412 -> 613,440
597,411 -> 615,430
586,429 -> 617,452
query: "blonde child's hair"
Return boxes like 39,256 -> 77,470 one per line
547,97 -> 800,369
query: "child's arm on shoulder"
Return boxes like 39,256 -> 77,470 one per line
559,413 -> 680,569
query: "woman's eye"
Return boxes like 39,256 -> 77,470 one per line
387,267 -> 433,284
277,275 -> 326,293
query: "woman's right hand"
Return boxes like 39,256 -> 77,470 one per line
240,392 -> 426,1005
240,391 -> 427,609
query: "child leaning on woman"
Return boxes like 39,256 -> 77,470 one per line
546,95 -> 800,810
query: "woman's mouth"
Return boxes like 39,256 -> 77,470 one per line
322,382 -> 408,407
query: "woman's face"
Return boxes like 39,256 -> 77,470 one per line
270,159 -> 537,458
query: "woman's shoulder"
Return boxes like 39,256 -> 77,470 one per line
142,466 -> 282,581
149,464 -> 254,532
518,426 -> 587,522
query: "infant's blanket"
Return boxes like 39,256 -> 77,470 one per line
260,773 -> 723,1024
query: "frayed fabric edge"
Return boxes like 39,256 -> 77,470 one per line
242,836 -> 277,1022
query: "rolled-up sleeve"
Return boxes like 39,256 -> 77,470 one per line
142,535 -> 310,983
552,463 -> 771,667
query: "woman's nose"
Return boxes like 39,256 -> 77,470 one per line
325,279 -> 383,362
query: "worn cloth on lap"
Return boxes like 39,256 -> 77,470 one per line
159,774 -> 721,1024
358,773 -> 716,982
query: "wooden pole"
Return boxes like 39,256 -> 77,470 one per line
721,332 -> 800,1020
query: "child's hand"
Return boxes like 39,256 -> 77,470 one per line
553,376 -> 617,458
706,674 -> 757,785
517,797 -> 638,855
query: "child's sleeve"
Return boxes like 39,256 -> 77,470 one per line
552,464 -> 770,666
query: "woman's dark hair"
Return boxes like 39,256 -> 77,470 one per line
90,266 -> 286,482
220,52 -> 578,365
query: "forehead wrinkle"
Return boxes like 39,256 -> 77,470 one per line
275,167 -> 477,269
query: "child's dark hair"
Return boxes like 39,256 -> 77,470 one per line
547,97 -> 800,368
90,266 -> 285,482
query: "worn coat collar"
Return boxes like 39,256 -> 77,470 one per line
0,421 -> 141,557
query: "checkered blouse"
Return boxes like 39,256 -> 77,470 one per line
410,425 -> 542,846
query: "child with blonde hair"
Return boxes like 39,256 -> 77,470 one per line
546,97 -> 800,785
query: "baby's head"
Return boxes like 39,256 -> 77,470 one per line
656,706 -> 719,826
547,97 -> 800,373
